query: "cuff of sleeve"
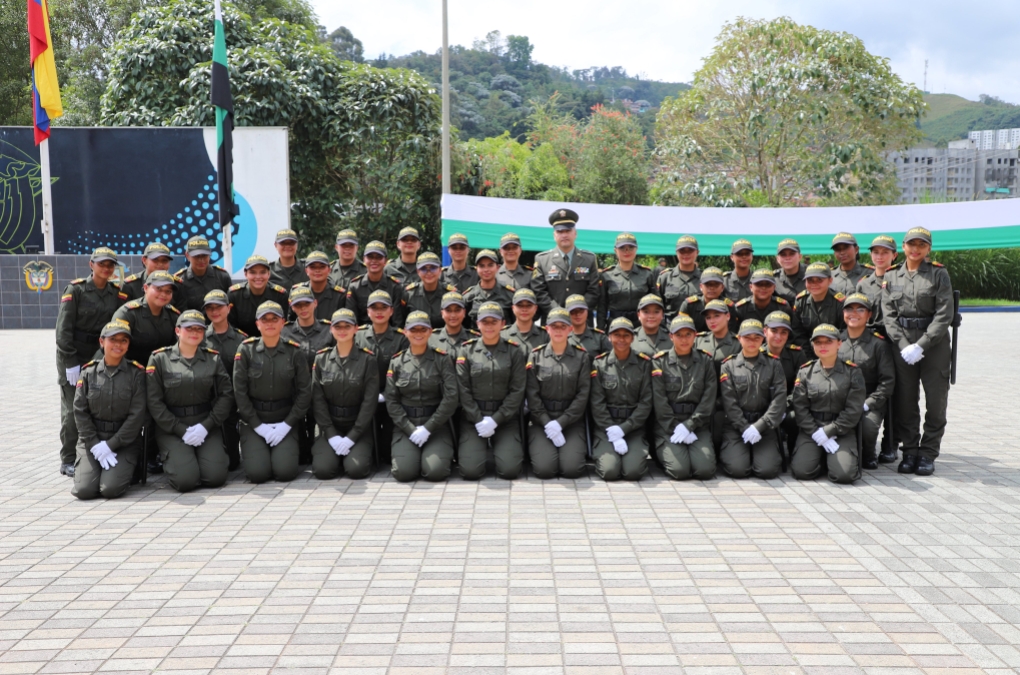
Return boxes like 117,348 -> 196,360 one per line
106,437 -> 121,451
401,421 -> 416,436
174,422 -> 188,437
324,425 -> 338,439
284,415 -> 301,428
916,336 -> 932,351
822,423 -> 837,438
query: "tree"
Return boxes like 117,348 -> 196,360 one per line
573,105 -> 648,205
0,0 -> 31,125
505,35 -> 533,67
327,25 -> 364,63
653,17 -> 924,207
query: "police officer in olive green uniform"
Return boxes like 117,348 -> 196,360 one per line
791,324 -> 866,483
442,233 -> 480,292
72,320 -> 147,499
112,270 -> 181,366
565,294 -> 610,359
657,235 -> 703,320
329,229 -> 367,289
405,252 -> 456,328
456,302 -> 528,480
763,311 -> 806,455
589,317 -> 653,481
830,232 -> 871,297
651,314 -> 718,480
56,247 -> 126,476
428,291 -> 477,355
464,250 -> 516,327
502,288 -> 549,353
678,267 -> 732,333
881,227 -> 954,477
496,233 -> 532,291
386,311 -> 460,481
526,308 -> 592,479
201,289 -> 247,470
725,239 -> 755,302
857,235 -> 898,333
718,319 -> 787,479
531,208 -> 601,316
838,293 -> 896,470
233,301 -> 313,483
311,308 -> 379,480
294,250 -> 347,320
385,226 -> 422,283
355,290 -> 409,466
146,310 -> 234,492
632,294 -> 673,357
122,242 -> 174,302
269,229 -> 309,291
793,262 -> 846,345
173,236 -> 233,311
346,241 -> 407,327
733,269 -> 796,327
229,255 -> 289,336
600,232 -> 656,327
773,238 -> 807,305
282,285 -> 334,463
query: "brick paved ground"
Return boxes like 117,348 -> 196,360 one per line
1,315 -> 1018,675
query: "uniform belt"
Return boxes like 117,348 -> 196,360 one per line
541,398 -> 570,412
251,397 -> 293,412
474,400 -> 501,412
402,405 -> 438,417
742,410 -> 764,423
607,406 -> 635,421
671,402 -> 697,415
74,329 -> 101,343
93,418 -> 123,433
897,316 -> 933,329
330,405 -> 361,418
811,411 -> 837,423
168,403 -> 213,417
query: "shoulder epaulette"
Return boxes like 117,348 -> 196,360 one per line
594,352 -> 608,360
71,278 -> 86,285
462,338 -> 478,346
214,265 -> 227,271
859,273 -> 872,281
168,305 -> 181,314
845,359 -> 857,367
130,360 -> 145,370
864,263 -> 875,269
124,272 -> 141,282
445,284 -> 456,292
285,339 -> 302,348
721,354 -> 736,363
834,292 -> 846,301
767,351 -> 779,359
887,263 -> 901,271
573,343 -> 587,352
392,350 -> 404,359
788,344 -> 802,350
775,297 -> 788,305
653,350 -> 667,359
316,346 -> 331,354
172,270 -> 185,280
637,352 -> 651,361
292,281 -> 309,288
638,263 -> 651,270
125,299 -> 142,309
531,344 -> 544,353
242,336 -> 258,344
81,359 -> 97,369
686,295 -> 699,303
270,283 -> 287,294
361,347 -> 374,355
319,319 -> 331,325
203,347 -> 219,355
800,359 -> 814,368
405,282 -> 420,291
724,298 -> 735,306
152,346 -> 171,354
873,331 -> 885,339
505,284 -> 516,292
334,285 -> 344,293
735,297 -> 751,306
525,265 -> 534,271
396,328 -> 406,334
349,274 -> 365,284
388,276 -> 402,283
698,348 -> 713,357
463,285 -> 477,294
283,320 -> 295,327
469,329 -> 480,335
593,328 -> 605,334
433,347 -> 447,355
932,261 -> 945,267
117,290 -> 128,300
796,290 -> 809,299
357,324 -> 370,331
229,282 -> 244,291
506,338 -> 519,347
696,330 -> 709,336
236,329 -> 249,337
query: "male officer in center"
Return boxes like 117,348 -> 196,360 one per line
530,208 -> 601,318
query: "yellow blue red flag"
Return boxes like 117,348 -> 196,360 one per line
27,0 -> 62,145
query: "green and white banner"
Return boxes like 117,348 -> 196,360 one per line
441,194 -> 1020,255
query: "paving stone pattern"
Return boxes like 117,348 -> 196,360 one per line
1,315 -> 1018,674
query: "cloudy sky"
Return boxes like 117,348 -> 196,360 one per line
310,0 -> 1020,103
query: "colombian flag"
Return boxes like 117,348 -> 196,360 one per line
27,0 -> 62,145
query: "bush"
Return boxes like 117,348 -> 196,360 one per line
931,248 -> 1020,301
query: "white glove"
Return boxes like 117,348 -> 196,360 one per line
811,428 -> 829,446
254,424 -> 273,442
742,425 -> 762,445
550,431 -> 566,448
409,426 -> 431,447
606,425 -> 624,443
266,422 -> 291,447
544,420 -> 562,440
475,416 -> 497,438
612,438 -> 628,455
90,441 -> 117,470
901,343 -> 924,365
65,366 -> 81,388
670,422 -> 691,445
378,393 -> 385,403
823,438 -> 840,454
182,424 -> 208,447
329,436 -> 354,456
683,431 -> 699,445
863,403 -> 869,412
328,435 -> 344,453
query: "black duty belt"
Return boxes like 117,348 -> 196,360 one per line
475,400 -> 501,412
541,398 -> 570,412
811,411 -> 837,423
74,329 -> 101,344
93,418 -> 123,433
330,404 -> 361,418
671,402 -> 696,415
251,397 -> 293,412
168,403 -> 212,417
402,405 -> 438,418
607,406 -> 635,420
742,410 -> 765,423
897,317 -> 933,329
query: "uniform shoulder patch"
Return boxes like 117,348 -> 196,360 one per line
468,329 -> 480,336
130,360 -> 145,370
360,347 -> 374,355
71,278 -> 86,285
686,295 -> 699,303
229,283 -> 244,292
445,284 -> 457,291
696,330 -> 709,336
242,336 -> 258,344
152,346 -> 171,354
574,343 -> 587,352
768,351 -> 779,359
167,305 -> 181,314
845,359 -> 858,367
388,276 -> 402,283
236,329 -> 249,337
117,291 -> 128,300
594,328 -> 605,334
319,319 -> 331,325
270,283 -> 287,294
834,292 -> 846,301
637,352 -> 651,361
873,331 -> 885,339
800,360 -> 814,369
124,272 -> 141,282
638,263 -> 651,270
864,263 -> 875,269
796,290 -> 809,299
724,298 -> 735,306
462,338 -> 478,346
505,284 -> 516,292
214,265 -> 228,271
932,261 -> 945,267
285,339 -> 302,348
698,348 -> 714,358
405,282 -> 420,291
788,344 -> 802,350
594,352 -> 608,360
81,359 -> 97,369
775,297 -> 788,305
172,270 -> 185,280
887,263 -> 901,271
531,344 -> 544,353
506,338 -> 519,346
334,285 -> 344,293
349,274 -> 365,284
735,297 -> 751,306
203,347 -> 220,355
126,299 -> 142,309
433,347 -> 447,355
721,354 -> 736,363
653,350 -> 668,359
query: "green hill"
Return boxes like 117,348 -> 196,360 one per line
921,93 -> 1020,146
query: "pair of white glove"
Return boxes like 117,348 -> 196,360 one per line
811,427 -> 840,454
254,422 -> 292,447
328,436 -> 354,456
901,343 -> 924,365
742,425 -> 762,445
378,393 -> 385,403
544,420 -> 566,448
670,423 -> 699,446
66,366 -> 81,388
182,424 -> 209,447
409,426 -> 431,447
475,416 -> 497,438
89,441 -> 118,470
606,425 -> 628,454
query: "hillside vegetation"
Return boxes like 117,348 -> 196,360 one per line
922,93 -> 1020,146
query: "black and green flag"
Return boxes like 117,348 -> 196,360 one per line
211,0 -> 236,259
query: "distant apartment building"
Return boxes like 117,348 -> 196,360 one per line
890,147 -> 1019,203
968,127 -> 1020,150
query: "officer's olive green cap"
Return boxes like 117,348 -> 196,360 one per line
100,319 -> 131,338
416,252 -> 441,269
367,289 -> 393,307
564,294 -> 588,311
364,241 -> 387,257
676,235 -> 699,251
904,227 -> 932,245
145,270 -> 176,287
804,262 -> 832,279
870,234 -> 897,251
275,228 -> 298,243
143,242 -> 173,260
638,293 -> 664,310
700,266 -> 725,284
90,247 -> 118,263
615,232 -> 637,248
702,299 -> 730,315
669,314 -> 697,334
176,309 -> 206,329
202,289 -> 229,306
731,239 -> 753,254
738,319 -> 765,337
289,285 -> 315,304
330,308 -> 357,326
244,254 -> 271,271
843,292 -> 871,309
476,302 -> 505,322
397,226 -> 420,241
549,208 -> 579,231
404,310 -> 432,330
441,291 -> 464,308
545,307 -> 571,325
777,238 -> 800,254
186,236 -> 212,255
255,301 -> 285,319
810,323 -> 841,341
608,317 -> 637,334
303,251 -> 330,267
499,232 -> 521,248
764,311 -> 792,330
474,249 -> 499,264
512,288 -> 537,305
750,268 -> 776,285
831,232 -> 858,248
447,233 -> 469,246
335,229 -> 358,245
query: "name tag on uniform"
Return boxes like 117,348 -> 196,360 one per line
546,265 -> 562,281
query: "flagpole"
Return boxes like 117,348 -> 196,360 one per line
39,138 -> 54,254
441,0 -> 450,195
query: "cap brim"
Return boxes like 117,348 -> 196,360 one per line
336,238 -> 358,245
731,246 -> 753,254
764,321 -> 792,330
188,249 -> 212,256
178,320 -> 205,329
256,310 -> 285,319
203,299 -> 228,306
739,329 -> 765,337
441,302 -> 464,309
405,321 -> 431,330
477,313 -> 504,322
552,224 -> 573,231
102,328 -> 131,338
276,237 -> 298,243
92,255 -> 118,263
331,318 -> 357,326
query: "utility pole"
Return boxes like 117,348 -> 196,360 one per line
924,59 -> 928,93
441,0 -> 450,195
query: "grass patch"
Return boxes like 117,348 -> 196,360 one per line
959,298 -> 1020,306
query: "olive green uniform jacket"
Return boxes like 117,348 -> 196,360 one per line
228,281 -> 288,337
530,248 -> 601,315
174,265 -> 232,311
112,299 -> 180,366
657,266 -> 702,319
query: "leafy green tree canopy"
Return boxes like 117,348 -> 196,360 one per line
327,25 -> 364,63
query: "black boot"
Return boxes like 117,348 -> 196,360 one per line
147,458 -> 164,475
897,454 -> 918,474
878,447 -> 897,463
914,456 -> 935,476
60,463 -> 75,477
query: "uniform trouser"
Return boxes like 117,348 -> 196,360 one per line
72,434 -> 142,500
790,432 -> 859,484
59,382 -> 78,465
458,418 -> 523,480
592,428 -> 647,481
240,419 -> 301,483
893,337 -> 951,461
719,426 -> 783,479
155,424 -> 229,493
654,426 -> 716,480
527,419 -> 587,479
861,407 -> 886,463
311,421 -> 373,480
391,416 -> 455,482
223,408 -> 241,469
